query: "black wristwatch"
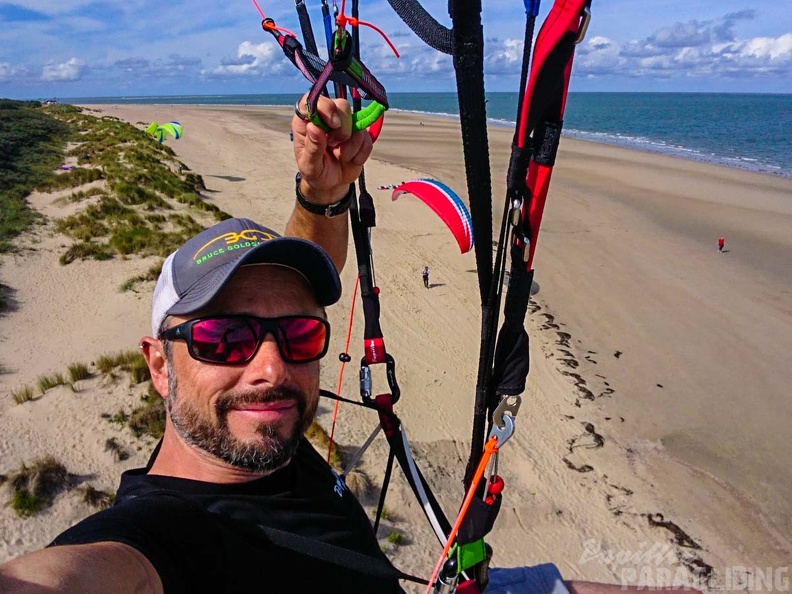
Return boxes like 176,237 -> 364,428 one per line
295,173 -> 353,218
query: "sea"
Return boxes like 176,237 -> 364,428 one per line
66,92 -> 792,178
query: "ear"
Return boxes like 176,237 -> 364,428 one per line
140,337 -> 169,400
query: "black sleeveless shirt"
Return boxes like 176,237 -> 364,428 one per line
52,439 -> 403,593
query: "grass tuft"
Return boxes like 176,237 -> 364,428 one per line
37,372 -> 68,394
127,386 -> 165,439
12,385 -> 35,404
386,531 -> 404,546
104,437 -> 129,462
305,422 -> 343,470
79,485 -> 114,510
7,457 -> 71,517
67,362 -> 91,382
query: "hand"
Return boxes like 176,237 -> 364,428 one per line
292,93 -> 373,202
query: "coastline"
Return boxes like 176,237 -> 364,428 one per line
1,103 -> 790,588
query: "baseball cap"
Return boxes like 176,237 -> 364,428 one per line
150,218 -> 341,335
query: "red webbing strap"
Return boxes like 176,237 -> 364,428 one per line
516,0 -> 587,146
518,0 -> 588,270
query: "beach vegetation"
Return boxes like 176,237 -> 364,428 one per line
0,282 -> 9,314
0,100 -> 72,253
344,468 -> 372,499
305,421 -> 344,470
0,103 -> 237,265
59,241 -> 114,265
104,437 -> 130,462
61,186 -> 106,204
127,385 -> 165,439
120,260 -> 163,293
6,456 -> 72,518
67,362 -> 92,382
35,167 -> 103,192
386,531 -> 404,546
11,385 -> 36,404
108,410 -> 130,427
79,485 -> 114,510
96,350 -> 142,374
36,372 -> 69,394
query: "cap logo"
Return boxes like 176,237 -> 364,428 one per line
192,229 -> 277,265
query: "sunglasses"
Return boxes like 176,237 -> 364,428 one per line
159,315 -> 330,365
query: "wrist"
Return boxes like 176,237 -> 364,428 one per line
297,174 -> 349,204
295,173 -> 353,218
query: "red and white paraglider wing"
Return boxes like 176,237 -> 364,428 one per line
391,179 -> 474,253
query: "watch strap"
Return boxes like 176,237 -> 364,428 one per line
295,173 -> 353,218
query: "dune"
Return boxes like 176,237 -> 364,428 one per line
1,103 -> 790,591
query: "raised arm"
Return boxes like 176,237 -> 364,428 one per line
0,541 -> 162,594
286,93 -> 373,273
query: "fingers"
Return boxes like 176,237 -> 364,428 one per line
292,92 -> 374,189
332,127 -> 373,168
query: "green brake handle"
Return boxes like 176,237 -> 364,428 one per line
309,101 -> 386,133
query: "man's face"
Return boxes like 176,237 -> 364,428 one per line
163,265 -> 323,473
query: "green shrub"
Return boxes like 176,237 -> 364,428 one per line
127,386 -> 165,439
7,457 -> 71,518
386,531 -> 404,546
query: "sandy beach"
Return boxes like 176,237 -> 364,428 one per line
1,103 -> 790,590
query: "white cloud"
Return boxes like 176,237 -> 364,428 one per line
205,41 -> 281,77
739,33 -> 792,60
485,38 -> 524,74
41,58 -> 86,81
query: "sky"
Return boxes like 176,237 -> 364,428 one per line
1,0 -> 791,99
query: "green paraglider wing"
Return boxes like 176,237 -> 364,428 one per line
146,121 -> 182,143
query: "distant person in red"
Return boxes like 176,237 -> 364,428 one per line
718,236 -> 725,253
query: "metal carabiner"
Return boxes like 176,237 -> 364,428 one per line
574,6 -> 591,45
488,396 -> 521,447
359,353 -> 401,405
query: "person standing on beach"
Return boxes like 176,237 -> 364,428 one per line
718,236 -> 725,253
0,94 -> 697,594
422,265 -> 430,288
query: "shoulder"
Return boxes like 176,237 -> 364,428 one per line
52,490 -> 224,594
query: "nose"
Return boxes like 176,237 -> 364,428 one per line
241,334 -> 291,387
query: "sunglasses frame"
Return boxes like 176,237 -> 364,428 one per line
159,314 -> 330,365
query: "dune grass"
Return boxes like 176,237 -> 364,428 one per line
79,484 -> 114,510
67,362 -> 92,382
0,99 -> 231,266
12,385 -> 36,404
104,437 -> 129,462
6,456 -> 71,518
36,372 -> 71,394
0,100 -> 72,253
120,260 -> 163,293
305,422 -> 344,471
95,350 -> 143,374
127,385 -> 165,439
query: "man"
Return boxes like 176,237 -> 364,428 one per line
0,96 -> 695,594
422,266 -> 430,289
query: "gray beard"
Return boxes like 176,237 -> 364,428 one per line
166,370 -> 312,473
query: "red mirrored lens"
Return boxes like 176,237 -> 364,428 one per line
188,316 -> 328,364
191,318 -> 258,363
279,317 -> 328,361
